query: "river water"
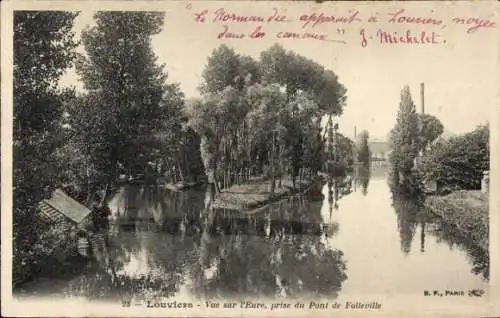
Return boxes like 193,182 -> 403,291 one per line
16,166 -> 488,302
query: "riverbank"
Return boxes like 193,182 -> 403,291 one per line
424,190 -> 488,250
161,181 -> 200,191
212,176 -> 324,211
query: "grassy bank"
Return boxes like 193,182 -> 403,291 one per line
212,176 -> 323,211
424,190 -> 488,250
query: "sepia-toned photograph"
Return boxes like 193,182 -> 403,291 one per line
2,0 -> 498,316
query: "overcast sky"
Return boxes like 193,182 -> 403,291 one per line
60,1 -> 498,139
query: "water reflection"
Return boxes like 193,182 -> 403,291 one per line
391,193 -> 489,280
327,176 -> 353,211
62,184 -> 348,301
391,195 -> 420,255
190,203 -> 347,299
426,216 -> 489,280
16,166 -> 488,300
354,166 -> 371,195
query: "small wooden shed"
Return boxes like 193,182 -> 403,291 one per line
38,189 -> 92,229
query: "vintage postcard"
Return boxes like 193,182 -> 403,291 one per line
1,0 -> 499,316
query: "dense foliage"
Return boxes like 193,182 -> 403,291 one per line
188,44 -> 347,192
419,124 -> 489,191
388,83 -> 488,199
389,86 -> 419,176
417,113 -> 444,153
71,12 -> 187,202
13,11 -> 80,284
13,11 -> 204,285
335,132 -> 355,168
13,16 -> 348,285
387,85 -> 425,199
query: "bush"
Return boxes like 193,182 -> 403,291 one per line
424,191 -> 488,250
419,124 -> 489,191
13,219 -> 79,284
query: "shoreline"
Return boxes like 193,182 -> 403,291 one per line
424,190 -> 488,251
212,176 -> 326,212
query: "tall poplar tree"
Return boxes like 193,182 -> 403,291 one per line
389,86 -> 419,176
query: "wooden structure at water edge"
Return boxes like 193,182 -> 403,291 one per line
38,189 -> 92,229
38,189 -> 93,257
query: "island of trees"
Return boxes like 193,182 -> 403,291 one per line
13,11 -> 350,285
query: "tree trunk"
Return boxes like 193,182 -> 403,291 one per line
85,167 -> 93,203
86,184 -> 97,206
176,158 -> 184,182
225,169 -> 229,189
100,183 -> 110,207
213,158 -> 221,194
210,182 -> 216,201
270,149 -> 276,195
215,178 -> 221,193
228,156 -> 232,187
221,170 -> 225,190
182,149 -> 189,181
164,161 -> 170,182
278,147 -> 283,188
207,166 -> 220,196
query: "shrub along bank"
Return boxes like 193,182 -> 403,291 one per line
424,190 -> 488,250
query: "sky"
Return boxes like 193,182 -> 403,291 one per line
60,1 -> 498,140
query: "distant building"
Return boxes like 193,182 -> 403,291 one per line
38,189 -> 92,229
368,140 -> 390,160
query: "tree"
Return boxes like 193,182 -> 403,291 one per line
417,113 -> 444,153
245,83 -> 288,192
260,44 -> 346,115
259,44 -> 289,88
189,43 -> 347,194
236,55 -> 261,89
187,86 -> 247,192
313,70 -> 347,116
259,45 -> 347,184
419,124 -> 489,191
199,45 -> 259,94
13,11 -> 79,283
356,130 -> 370,165
74,11 -> 183,200
389,86 -> 419,177
335,133 -> 354,168
192,46 -> 264,193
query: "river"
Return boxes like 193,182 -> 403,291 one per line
15,165 -> 488,302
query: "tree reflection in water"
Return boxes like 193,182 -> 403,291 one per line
327,176 -> 353,210
391,195 -> 420,255
426,216 -> 489,280
354,166 -> 371,196
65,186 -> 206,302
63,184 -> 347,301
391,193 -> 489,280
190,197 -> 347,300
